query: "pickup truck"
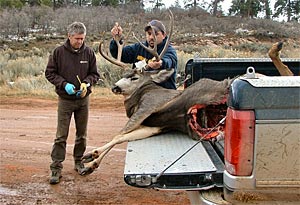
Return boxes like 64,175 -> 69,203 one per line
123,58 -> 300,204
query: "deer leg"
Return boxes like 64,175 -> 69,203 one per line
80,126 -> 162,175
80,147 -> 112,175
268,42 -> 294,76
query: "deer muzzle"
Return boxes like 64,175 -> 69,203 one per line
111,85 -> 122,94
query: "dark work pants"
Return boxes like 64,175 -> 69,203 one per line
50,96 -> 89,171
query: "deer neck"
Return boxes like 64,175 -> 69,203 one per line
123,81 -> 161,118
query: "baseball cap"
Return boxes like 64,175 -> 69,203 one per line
144,20 -> 166,34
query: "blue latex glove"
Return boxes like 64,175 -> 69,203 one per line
65,83 -> 75,95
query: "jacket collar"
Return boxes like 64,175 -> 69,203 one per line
64,39 -> 86,54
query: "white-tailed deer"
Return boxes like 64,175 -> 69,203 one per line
80,10 -> 232,175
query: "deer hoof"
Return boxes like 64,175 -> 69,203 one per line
79,166 -> 94,175
277,42 -> 283,51
81,151 -> 99,163
268,42 -> 283,59
80,161 -> 99,176
81,153 -> 94,163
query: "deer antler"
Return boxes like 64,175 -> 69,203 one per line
98,23 -> 132,70
99,10 -> 174,70
132,9 -> 174,62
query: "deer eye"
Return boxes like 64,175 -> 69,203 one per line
131,77 -> 139,81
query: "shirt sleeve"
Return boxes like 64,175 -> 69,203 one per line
45,50 -> 67,90
161,44 -> 177,70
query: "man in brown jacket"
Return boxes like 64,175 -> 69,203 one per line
45,21 -> 100,184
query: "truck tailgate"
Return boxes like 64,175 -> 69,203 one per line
124,131 -> 224,190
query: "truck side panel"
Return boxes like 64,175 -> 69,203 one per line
255,122 -> 300,186
224,76 -> 300,203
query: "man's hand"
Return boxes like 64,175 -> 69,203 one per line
65,83 -> 75,95
111,22 -> 123,41
148,59 -> 163,70
79,83 -> 87,98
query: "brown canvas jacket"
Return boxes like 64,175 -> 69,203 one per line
45,39 -> 100,100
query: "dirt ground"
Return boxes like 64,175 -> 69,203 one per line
0,96 -> 190,205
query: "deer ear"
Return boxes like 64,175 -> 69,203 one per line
152,68 -> 174,83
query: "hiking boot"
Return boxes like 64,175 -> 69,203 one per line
49,170 -> 62,185
74,162 -> 85,175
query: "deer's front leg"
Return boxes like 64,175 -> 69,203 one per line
80,126 -> 162,175
80,148 -> 101,163
80,136 -> 122,174
80,147 -> 112,175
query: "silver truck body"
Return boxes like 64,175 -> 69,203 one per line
221,76 -> 300,204
123,59 -> 300,204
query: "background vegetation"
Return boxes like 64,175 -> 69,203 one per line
0,4 -> 299,98
0,0 -> 299,21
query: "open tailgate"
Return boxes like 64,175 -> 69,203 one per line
124,131 -> 224,190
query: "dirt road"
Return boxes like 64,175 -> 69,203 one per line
0,97 -> 190,205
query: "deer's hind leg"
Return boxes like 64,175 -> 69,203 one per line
81,126 -> 162,175
268,42 -> 294,76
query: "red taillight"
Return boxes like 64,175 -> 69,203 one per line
225,108 -> 255,176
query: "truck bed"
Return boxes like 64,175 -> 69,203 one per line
123,57 -> 300,196
124,131 -> 224,190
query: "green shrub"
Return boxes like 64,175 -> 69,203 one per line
0,55 -> 47,84
0,41 -> 298,97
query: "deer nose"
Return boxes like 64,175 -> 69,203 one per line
112,85 -> 122,94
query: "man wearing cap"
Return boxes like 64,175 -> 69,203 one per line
109,19 -> 178,90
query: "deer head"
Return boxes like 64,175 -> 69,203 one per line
111,68 -> 174,98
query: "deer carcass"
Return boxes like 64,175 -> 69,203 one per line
80,10 -> 232,175
80,71 -> 231,175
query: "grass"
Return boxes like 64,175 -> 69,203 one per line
0,40 -> 299,99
